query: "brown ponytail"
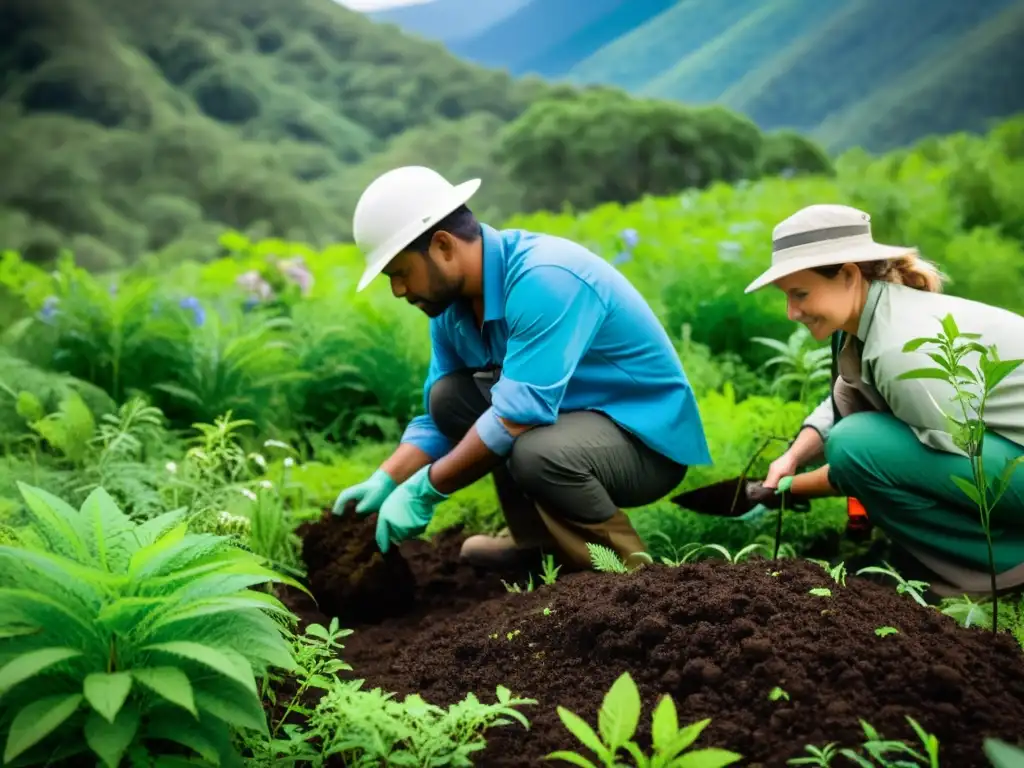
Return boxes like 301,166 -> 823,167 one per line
813,250 -> 946,293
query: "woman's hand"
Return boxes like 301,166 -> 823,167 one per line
764,450 -> 799,489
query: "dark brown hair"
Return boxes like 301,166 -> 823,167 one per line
811,251 -> 945,293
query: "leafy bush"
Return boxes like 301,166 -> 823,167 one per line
0,482 -> 301,766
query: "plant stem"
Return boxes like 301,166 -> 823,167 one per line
730,435 -> 790,514
774,496 -> 785,560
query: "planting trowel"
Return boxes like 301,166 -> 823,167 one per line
670,476 -> 811,519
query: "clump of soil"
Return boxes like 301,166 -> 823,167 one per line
298,504 -> 418,625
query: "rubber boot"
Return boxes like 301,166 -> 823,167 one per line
459,469 -> 555,569
534,506 -> 651,572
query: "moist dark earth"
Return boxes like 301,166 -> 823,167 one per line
289,509 -> 1024,767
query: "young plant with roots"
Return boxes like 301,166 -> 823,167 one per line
897,313 -> 1024,633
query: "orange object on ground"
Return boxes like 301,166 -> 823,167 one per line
846,496 -> 872,539
848,497 -> 868,519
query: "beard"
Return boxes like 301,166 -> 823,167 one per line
407,255 -> 462,317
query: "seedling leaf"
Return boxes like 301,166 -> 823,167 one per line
598,672 -> 641,752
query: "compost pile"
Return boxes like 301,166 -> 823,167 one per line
293,511 -> 1024,767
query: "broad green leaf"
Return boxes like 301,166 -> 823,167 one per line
674,747 -> 744,767
902,337 -> 941,352
97,597 -> 173,634
3,693 -> 84,763
666,718 -> 712,757
0,587 -> 99,635
142,641 -> 256,693
131,667 -> 196,715
0,647 -> 82,696
2,545 -> 122,596
84,672 -> 133,722
544,751 -> 599,768
127,523 -> 188,580
651,695 -> 679,754
132,509 -> 189,550
598,673 -> 641,751
939,313 -> 960,341
194,686 -> 268,735
985,359 -> 1024,391
152,593 -> 296,630
14,483 -> 88,562
79,488 -> 133,573
950,475 -> 983,506
556,706 -> 608,761
984,738 -> 1024,768
896,369 -> 950,382
84,705 -> 140,768
145,719 -> 220,764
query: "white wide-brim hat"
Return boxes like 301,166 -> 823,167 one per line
352,165 -> 482,292
744,204 -> 915,294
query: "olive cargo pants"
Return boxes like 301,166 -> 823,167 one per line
827,411 -> 1024,595
429,369 -> 688,569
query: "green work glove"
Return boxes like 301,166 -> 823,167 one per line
375,465 -> 449,553
738,503 -> 771,523
332,468 -> 397,516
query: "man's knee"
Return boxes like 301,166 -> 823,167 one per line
506,427 -> 574,498
427,371 -> 483,441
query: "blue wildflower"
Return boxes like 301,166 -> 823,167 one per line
611,251 -> 632,266
619,228 -> 639,251
179,296 -> 206,327
38,295 -> 59,324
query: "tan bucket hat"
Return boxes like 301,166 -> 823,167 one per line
744,204 -> 914,294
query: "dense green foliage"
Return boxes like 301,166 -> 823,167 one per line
0,107 -> 1022,765
1,0 -> 835,271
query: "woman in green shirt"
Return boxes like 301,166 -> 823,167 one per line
744,203 -> 1024,599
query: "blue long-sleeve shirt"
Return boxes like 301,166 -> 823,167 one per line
399,223 -> 712,468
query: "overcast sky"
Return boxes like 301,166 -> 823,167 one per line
336,0 -> 433,11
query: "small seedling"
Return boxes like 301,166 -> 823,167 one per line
898,314 -> 1024,634
809,558 -> 847,586
684,542 -> 768,564
856,562 -> 930,607
540,553 -> 562,585
769,687 -> 790,702
875,626 -> 899,637
809,587 -> 832,598
787,742 -> 840,766
502,573 -> 535,593
840,716 -> 940,767
545,671 -> 742,767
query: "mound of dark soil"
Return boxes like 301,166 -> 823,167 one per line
291,525 -> 1024,767
298,505 -> 419,625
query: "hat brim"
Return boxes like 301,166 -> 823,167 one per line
743,241 -> 914,294
355,178 -> 482,293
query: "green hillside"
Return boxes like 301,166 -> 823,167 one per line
563,0 -> 1023,152
815,2 -> 1024,151
639,0 -> 835,104
565,0 -> 764,92
0,0 -> 567,269
0,0 -> 833,271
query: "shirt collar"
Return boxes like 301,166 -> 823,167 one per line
857,280 -> 885,340
480,223 -> 507,323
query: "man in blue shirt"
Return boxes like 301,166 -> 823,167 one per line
334,166 -> 711,571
